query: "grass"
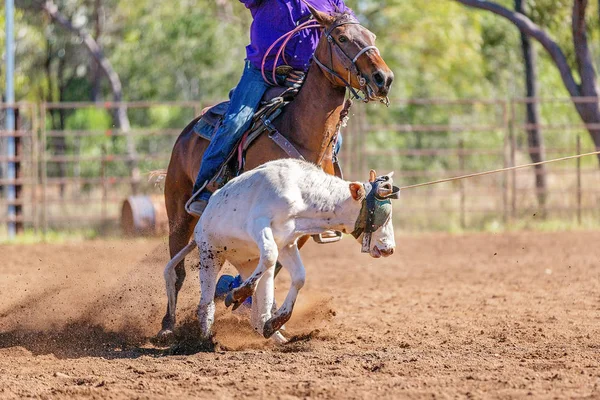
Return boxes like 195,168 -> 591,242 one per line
0,228 -> 100,245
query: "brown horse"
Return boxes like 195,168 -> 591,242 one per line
159,6 -> 393,337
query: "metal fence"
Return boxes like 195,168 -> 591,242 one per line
1,98 -> 599,236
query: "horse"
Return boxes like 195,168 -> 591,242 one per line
158,5 -> 394,338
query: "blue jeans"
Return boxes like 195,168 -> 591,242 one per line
192,61 -> 270,200
192,62 -> 344,201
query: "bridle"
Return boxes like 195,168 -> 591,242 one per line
312,14 -> 390,106
351,175 -> 400,253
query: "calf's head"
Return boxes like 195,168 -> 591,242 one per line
349,170 -> 399,258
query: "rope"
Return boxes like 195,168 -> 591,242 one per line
399,150 -> 600,190
261,20 -> 321,85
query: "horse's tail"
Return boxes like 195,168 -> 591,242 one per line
148,169 -> 168,188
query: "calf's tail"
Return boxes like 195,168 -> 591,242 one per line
165,240 -> 197,274
164,240 -> 197,324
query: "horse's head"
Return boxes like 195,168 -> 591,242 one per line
307,4 -> 394,103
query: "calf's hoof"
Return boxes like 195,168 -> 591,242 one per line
224,292 -> 243,311
263,313 -> 290,339
224,291 -> 235,308
272,331 -> 288,345
225,285 -> 254,311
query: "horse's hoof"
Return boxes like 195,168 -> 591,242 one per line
152,329 -> 174,346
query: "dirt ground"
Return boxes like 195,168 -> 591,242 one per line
1,231 -> 599,399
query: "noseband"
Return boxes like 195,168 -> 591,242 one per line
312,15 -> 389,106
351,175 -> 400,253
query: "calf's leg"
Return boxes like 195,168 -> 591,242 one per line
250,264 -> 287,344
225,219 -> 278,309
197,242 -> 223,340
263,244 -> 305,338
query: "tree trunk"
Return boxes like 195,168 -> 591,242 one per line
515,0 -> 547,209
90,0 -> 104,102
571,0 -> 600,153
42,0 -> 140,193
455,0 -> 600,163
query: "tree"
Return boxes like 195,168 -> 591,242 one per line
22,0 -> 140,191
515,0 -> 547,208
455,0 -> 600,164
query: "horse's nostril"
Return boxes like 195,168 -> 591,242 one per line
373,71 -> 385,87
386,76 -> 393,88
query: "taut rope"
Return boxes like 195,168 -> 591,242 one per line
399,150 -> 600,190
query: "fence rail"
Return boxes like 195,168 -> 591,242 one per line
1,98 -> 599,235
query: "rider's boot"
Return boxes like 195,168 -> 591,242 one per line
187,199 -> 208,218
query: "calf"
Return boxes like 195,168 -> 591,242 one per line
163,159 -> 399,343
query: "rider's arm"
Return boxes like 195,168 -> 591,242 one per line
331,0 -> 356,18
239,0 -> 262,8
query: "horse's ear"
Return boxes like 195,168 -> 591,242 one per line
303,0 -> 335,26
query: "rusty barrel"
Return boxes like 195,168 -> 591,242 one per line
120,195 -> 168,236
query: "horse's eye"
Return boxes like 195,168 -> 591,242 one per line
338,36 -> 348,43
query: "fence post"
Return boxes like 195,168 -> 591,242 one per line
31,103 -> 39,234
13,106 -> 23,234
509,99 -> 517,220
458,139 -> 466,229
502,101 -> 509,224
101,144 -> 108,224
576,135 -> 582,225
41,103 -> 48,236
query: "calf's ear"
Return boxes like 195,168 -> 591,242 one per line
369,170 -> 376,182
349,182 -> 365,201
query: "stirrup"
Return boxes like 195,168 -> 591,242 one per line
185,181 -> 208,215
312,230 -> 343,244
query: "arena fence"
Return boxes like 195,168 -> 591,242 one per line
0,98 -> 599,237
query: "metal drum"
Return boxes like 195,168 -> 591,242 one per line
120,195 -> 168,236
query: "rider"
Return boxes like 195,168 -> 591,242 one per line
186,0 -> 354,217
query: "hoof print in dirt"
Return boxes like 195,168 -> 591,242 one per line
169,337 -> 218,355
168,320 -> 219,355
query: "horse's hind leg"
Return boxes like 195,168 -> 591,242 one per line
158,202 -> 197,338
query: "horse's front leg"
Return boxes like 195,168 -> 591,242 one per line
262,244 -> 305,339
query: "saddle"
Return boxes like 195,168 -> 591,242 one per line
195,86 -> 290,134
193,83 -> 302,192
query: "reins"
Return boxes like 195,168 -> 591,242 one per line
398,150 -> 600,191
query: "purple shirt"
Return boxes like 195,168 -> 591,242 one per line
240,0 -> 353,72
